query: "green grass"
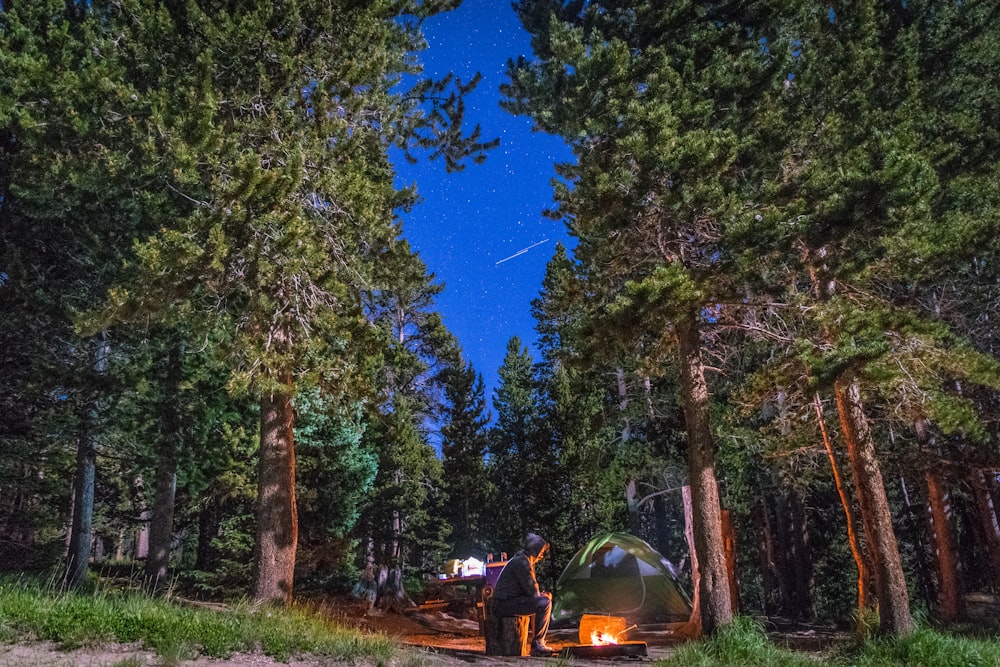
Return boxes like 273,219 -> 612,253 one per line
655,616 -> 1000,667
837,628 -> 1000,667
657,617 -> 820,667
0,576 -> 398,665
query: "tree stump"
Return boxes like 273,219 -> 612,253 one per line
484,614 -> 532,656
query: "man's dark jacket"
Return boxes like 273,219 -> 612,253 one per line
493,550 -> 540,615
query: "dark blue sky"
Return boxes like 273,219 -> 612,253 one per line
394,0 -> 573,403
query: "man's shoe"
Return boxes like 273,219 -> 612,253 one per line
531,642 -> 556,657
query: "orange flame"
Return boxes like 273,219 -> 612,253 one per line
590,631 -> 619,646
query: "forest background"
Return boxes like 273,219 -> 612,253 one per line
2,0 -> 1000,642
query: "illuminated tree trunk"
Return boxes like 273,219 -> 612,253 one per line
925,465 -> 964,621
676,320 -> 732,636
834,376 -> 913,636
253,373 -> 298,604
814,392 -> 869,611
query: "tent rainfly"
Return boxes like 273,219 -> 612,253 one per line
552,532 -> 692,625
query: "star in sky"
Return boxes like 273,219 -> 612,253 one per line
393,0 -> 573,402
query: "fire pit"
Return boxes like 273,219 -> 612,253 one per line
559,641 -> 648,659
559,614 -> 648,659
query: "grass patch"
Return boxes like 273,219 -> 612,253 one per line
655,616 -> 1000,667
837,628 -> 1000,667
658,616 -> 818,667
0,576 -> 397,665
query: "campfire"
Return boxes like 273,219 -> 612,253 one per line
590,629 -> 619,645
559,614 -> 648,659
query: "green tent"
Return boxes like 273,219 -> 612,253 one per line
552,532 -> 692,625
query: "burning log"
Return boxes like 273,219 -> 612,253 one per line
578,614 -> 629,645
563,614 -> 647,659
559,643 -> 648,659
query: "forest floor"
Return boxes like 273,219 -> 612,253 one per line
0,597 -> 855,667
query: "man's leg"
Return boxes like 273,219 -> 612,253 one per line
531,594 -> 553,652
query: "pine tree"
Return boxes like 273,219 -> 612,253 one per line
502,0 -> 785,633
439,360 -> 491,557
488,337 -> 552,553
34,0 -> 494,603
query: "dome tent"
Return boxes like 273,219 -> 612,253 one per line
552,532 -> 692,625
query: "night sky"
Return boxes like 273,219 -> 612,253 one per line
392,0 -> 573,404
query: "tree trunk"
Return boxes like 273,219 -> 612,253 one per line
771,489 -> 796,614
814,392 -> 869,611
755,494 -> 780,616
925,465 -> 965,621
720,508 -> 739,614
968,468 -> 1000,591
63,334 -> 109,589
676,320 -> 732,635
145,344 -> 182,593
253,374 -> 298,604
195,497 -> 220,571
682,484 -> 701,632
376,565 -> 415,612
64,417 -> 97,589
834,376 -> 914,636
625,478 -> 642,536
786,489 -> 815,619
652,493 -> 671,559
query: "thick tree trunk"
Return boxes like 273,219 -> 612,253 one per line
376,565 -> 415,612
925,466 -> 964,621
145,344 -> 182,593
968,469 -> 1000,590
834,376 -> 914,636
63,335 -> 109,589
253,374 -> 298,604
676,320 -> 732,636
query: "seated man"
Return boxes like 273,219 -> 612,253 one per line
492,532 -> 554,656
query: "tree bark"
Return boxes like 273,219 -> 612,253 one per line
925,465 -> 964,621
814,392 -> 869,611
772,489 -> 796,614
195,496 -> 220,571
788,489 -> 815,620
676,320 -> 732,635
145,343 -> 182,593
720,508 -> 739,614
968,469 -> 1000,590
63,334 -> 109,589
64,416 -> 97,589
682,484 -> 701,632
755,494 -> 780,616
625,478 -> 642,536
834,376 -> 914,636
253,374 -> 298,604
